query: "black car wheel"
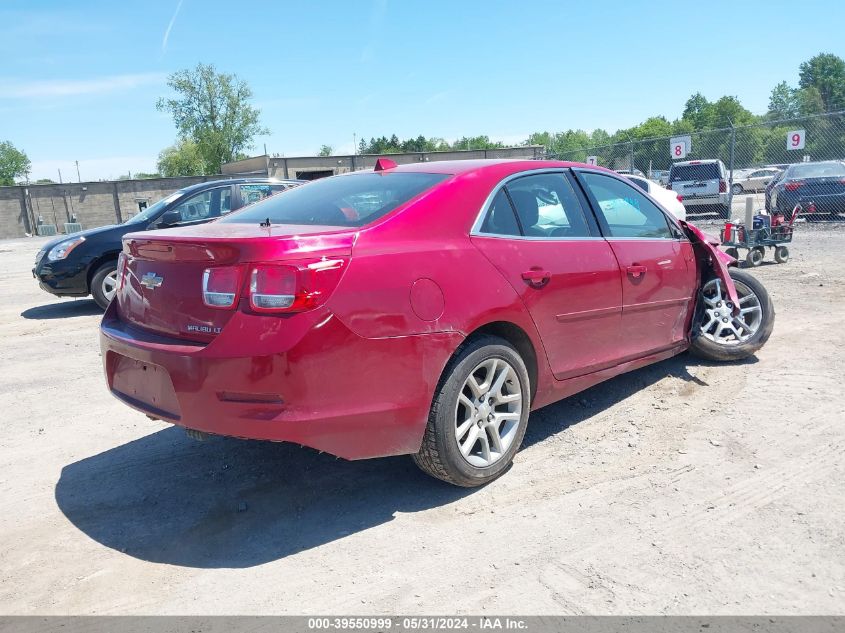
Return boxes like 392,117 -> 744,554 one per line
91,261 -> 118,310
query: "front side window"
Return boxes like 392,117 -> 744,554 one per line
169,187 -> 232,222
221,172 -> 448,227
580,172 -> 672,239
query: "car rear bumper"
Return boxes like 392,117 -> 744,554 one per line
99,301 -> 463,460
678,194 -> 727,207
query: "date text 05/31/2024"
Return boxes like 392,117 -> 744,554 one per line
307,617 -> 528,630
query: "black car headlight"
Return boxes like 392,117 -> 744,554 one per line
47,236 -> 86,262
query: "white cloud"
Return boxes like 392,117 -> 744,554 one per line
2,73 -> 166,99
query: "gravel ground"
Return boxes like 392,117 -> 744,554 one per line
0,224 -> 843,615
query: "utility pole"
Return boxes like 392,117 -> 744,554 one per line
353,132 -> 357,155
57,168 -> 63,184
75,160 -> 81,183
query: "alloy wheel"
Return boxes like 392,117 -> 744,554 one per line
454,358 -> 522,468
698,277 -> 762,346
102,270 -> 118,301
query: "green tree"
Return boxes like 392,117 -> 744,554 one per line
799,53 -> 845,111
318,144 -> 334,156
157,139 -> 206,177
35,178 -> 56,184
768,81 -> 800,118
0,141 -> 31,186
156,63 -> 269,174
682,93 -> 712,129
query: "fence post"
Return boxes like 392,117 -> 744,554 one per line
630,141 -> 635,173
728,121 -> 736,209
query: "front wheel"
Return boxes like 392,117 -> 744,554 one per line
413,336 -> 530,487
90,261 -> 119,310
690,268 -> 774,362
774,245 -> 790,264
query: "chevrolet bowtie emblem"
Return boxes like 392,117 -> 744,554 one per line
140,272 -> 164,289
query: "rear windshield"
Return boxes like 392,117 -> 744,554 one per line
219,172 -> 449,227
786,162 -> 845,179
669,163 -> 720,182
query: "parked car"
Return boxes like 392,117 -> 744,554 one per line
730,167 -> 782,195
768,160 -> 845,221
624,175 -> 686,220
33,178 -> 303,309
667,159 -> 730,218
100,160 -> 773,487
615,168 -> 645,177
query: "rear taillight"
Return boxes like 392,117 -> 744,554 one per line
202,266 -> 242,309
248,258 -> 347,313
719,180 -> 727,193
116,253 -> 127,291
784,181 -> 804,191
676,194 -> 683,202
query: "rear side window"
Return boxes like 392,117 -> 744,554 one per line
221,172 -> 449,227
479,172 -> 592,238
669,163 -> 720,182
580,172 -> 672,239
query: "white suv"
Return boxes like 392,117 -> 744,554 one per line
667,159 -> 730,218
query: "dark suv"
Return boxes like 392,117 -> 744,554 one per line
33,178 -> 302,309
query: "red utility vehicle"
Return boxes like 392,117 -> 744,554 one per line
100,160 -> 774,486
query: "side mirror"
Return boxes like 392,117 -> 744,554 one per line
156,209 -> 182,227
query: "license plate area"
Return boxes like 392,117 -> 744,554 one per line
108,352 -> 182,420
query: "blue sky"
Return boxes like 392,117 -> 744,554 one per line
1,0 -> 843,181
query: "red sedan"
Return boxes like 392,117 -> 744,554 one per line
100,160 -> 774,487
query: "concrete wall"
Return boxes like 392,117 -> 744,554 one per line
0,176 -> 222,239
224,146 -> 545,180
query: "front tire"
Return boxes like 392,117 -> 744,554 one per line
413,336 -> 530,487
690,268 -> 774,362
90,261 -> 118,310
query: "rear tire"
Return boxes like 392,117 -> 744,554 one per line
774,245 -> 790,264
725,247 -> 739,261
690,268 -> 774,362
413,336 -> 531,487
90,261 -> 118,310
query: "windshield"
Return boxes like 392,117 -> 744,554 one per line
670,163 -> 720,182
787,162 -> 845,179
220,172 -> 450,227
123,192 -> 183,225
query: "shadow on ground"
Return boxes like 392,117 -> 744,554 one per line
55,352 -> 756,569
21,300 -> 101,320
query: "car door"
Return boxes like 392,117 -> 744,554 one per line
470,171 -> 624,380
575,170 -> 697,360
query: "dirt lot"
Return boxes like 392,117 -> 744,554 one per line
1,224 -> 843,615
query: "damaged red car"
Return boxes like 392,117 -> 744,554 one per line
100,160 -> 774,487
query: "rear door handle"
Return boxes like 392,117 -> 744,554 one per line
521,269 -> 551,288
626,265 -> 647,278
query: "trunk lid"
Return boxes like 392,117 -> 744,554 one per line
117,222 -> 355,342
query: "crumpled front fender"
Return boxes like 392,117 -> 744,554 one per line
680,221 -> 740,315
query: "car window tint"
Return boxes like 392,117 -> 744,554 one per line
170,187 -> 231,221
480,189 -> 521,236
505,173 -> 591,238
669,163 -> 720,181
581,172 -> 672,239
221,172 -> 449,227
788,162 -> 845,179
628,177 -> 649,192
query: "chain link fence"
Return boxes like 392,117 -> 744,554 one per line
544,110 -> 845,218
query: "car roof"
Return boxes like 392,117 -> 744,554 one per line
177,177 -> 286,195
670,159 -> 721,166
376,159 -> 615,177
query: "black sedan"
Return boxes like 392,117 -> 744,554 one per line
33,178 -> 302,309
769,161 -> 845,222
